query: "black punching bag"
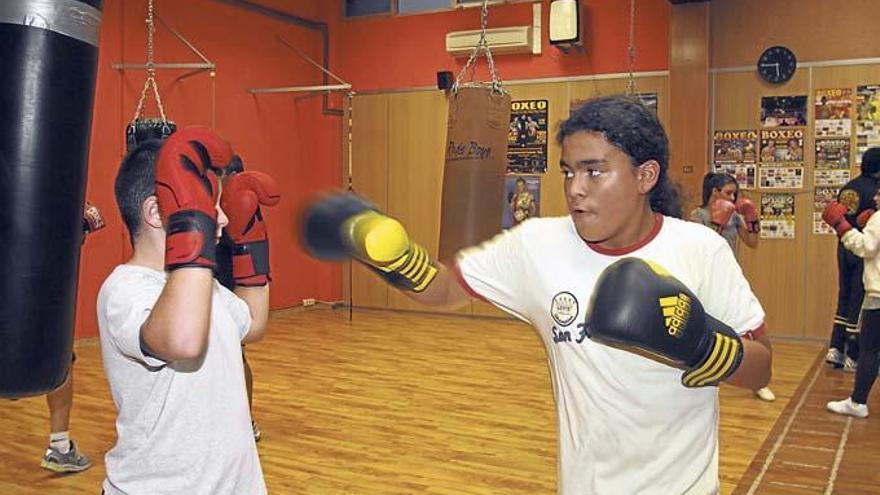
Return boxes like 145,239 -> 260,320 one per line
0,0 -> 103,398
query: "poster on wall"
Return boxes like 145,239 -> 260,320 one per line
760,128 -> 805,164
760,95 -> 808,127
759,128 -> 804,188
815,88 -> 853,137
735,166 -> 757,189
814,169 -> 850,187
814,187 -> 840,235
713,164 -> 757,189
712,130 -> 758,188
759,167 -> 804,189
713,130 -> 758,163
760,193 -> 796,239
856,84 -> 880,164
815,138 -> 851,169
507,100 -> 548,174
503,175 -> 541,230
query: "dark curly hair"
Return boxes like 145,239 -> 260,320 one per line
557,95 -> 683,218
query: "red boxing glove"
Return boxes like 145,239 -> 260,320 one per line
735,197 -> 760,233
221,171 -> 281,286
822,201 -> 853,237
857,209 -> 875,229
155,126 -> 234,271
710,199 -> 736,232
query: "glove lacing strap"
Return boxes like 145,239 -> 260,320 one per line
232,240 -> 271,286
375,243 -> 438,293
681,317 -> 744,388
165,210 -> 217,270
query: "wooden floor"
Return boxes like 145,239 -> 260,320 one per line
0,307 -> 875,494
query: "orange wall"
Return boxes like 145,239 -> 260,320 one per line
337,0 -> 670,92
77,0 -> 343,338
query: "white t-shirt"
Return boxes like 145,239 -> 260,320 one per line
97,265 -> 266,495
842,211 -> 880,300
456,215 -> 764,495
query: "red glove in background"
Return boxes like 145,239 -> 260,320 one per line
221,171 -> 281,286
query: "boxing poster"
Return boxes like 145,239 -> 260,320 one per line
856,85 -> 880,164
815,88 -> 853,137
761,95 -> 808,127
714,164 -> 754,188
814,169 -> 850,188
760,128 -> 805,164
814,187 -> 840,235
737,167 -> 757,189
503,175 -> 540,229
815,138 -> 851,169
507,100 -> 548,174
760,193 -> 796,239
712,129 -> 758,188
759,128 -> 804,188
759,167 -> 804,189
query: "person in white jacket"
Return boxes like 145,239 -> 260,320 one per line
822,191 -> 880,418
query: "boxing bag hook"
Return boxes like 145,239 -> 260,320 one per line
126,0 -> 175,150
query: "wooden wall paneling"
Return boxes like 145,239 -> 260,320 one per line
567,76 -> 670,136
669,2 -> 710,213
385,91 -> 468,314
471,82 -> 570,318
568,76 -> 667,116
349,94 -> 391,309
713,70 -> 810,337
710,0 -> 880,69
803,63 -> 880,338
636,76 -> 672,140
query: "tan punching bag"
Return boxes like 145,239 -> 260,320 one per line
438,86 -> 511,261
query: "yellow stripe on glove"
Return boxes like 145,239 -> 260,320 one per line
345,211 -> 438,292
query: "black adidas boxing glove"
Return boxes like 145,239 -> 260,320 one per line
586,258 -> 744,388
302,192 -> 439,293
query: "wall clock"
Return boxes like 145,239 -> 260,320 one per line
757,46 -> 797,84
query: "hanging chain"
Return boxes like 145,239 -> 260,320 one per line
345,92 -> 355,192
131,0 -> 168,123
626,0 -> 637,96
452,0 -> 505,94
344,91 -> 356,320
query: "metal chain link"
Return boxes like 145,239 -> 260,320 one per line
452,0 -> 506,95
626,0 -> 637,95
132,0 -> 168,123
346,91 -> 355,192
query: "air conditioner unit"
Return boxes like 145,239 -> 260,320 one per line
446,25 -> 537,57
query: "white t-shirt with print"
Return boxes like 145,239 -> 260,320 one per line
456,215 -> 764,495
97,265 -> 265,495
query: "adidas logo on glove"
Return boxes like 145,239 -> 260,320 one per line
659,294 -> 691,338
